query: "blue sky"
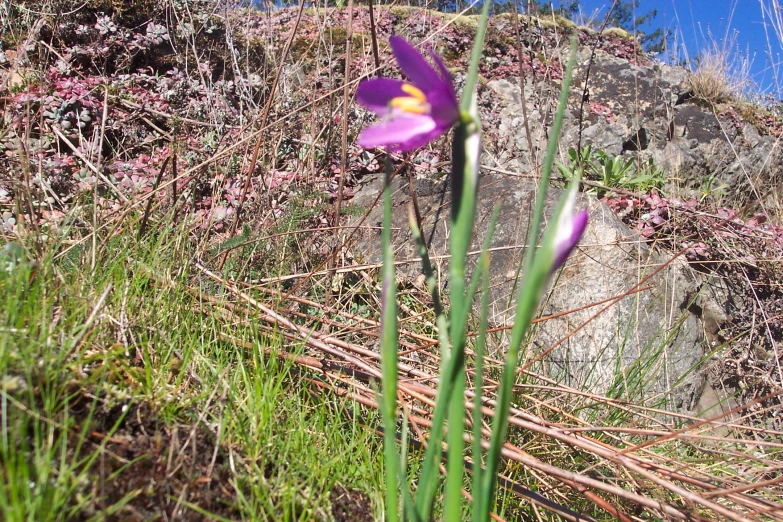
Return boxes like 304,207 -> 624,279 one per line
575,0 -> 783,98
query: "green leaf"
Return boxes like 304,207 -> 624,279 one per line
478,36 -> 580,521
380,158 -> 400,522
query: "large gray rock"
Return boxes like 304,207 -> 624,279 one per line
349,169 -> 721,411
532,199 -> 711,410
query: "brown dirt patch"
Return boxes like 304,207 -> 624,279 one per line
330,483 -> 374,522
74,403 -> 240,521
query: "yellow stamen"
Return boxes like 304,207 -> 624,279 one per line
390,83 -> 429,115
391,97 -> 428,114
401,84 -> 426,102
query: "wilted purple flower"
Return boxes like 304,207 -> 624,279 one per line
551,189 -> 588,272
356,36 -> 459,152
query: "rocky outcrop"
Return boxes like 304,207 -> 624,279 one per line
484,49 -> 783,206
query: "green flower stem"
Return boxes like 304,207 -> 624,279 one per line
381,158 -> 400,522
415,0 -> 490,512
478,37 -> 579,520
444,126 -> 487,515
444,363 -> 466,520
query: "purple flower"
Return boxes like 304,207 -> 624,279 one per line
551,189 -> 589,272
356,36 -> 459,152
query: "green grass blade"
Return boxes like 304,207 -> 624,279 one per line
399,410 -> 410,522
444,202 -> 499,521
478,36 -> 579,520
521,36 -> 578,283
381,158 -> 400,522
472,234 -> 492,521
460,0 -> 491,114
465,204 -> 501,321
409,207 -> 450,360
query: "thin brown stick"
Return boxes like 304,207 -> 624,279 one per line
50,125 -> 128,203
367,0 -> 381,69
616,388 -> 783,458
138,155 -> 171,239
328,0 -> 355,310
511,2 -> 539,174
183,264 -> 778,520
576,1 -> 620,154
218,0 -> 307,270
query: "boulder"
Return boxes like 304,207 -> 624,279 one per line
532,197 -> 710,410
349,169 -> 722,410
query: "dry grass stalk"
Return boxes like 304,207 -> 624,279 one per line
177,260 -> 783,521
689,31 -> 754,104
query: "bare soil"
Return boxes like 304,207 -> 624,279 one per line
71,400 -> 375,521
73,402 -> 241,521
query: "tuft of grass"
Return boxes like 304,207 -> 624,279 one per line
688,30 -> 754,104
0,223 -> 383,521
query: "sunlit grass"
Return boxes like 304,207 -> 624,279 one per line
0,224 -> 384,521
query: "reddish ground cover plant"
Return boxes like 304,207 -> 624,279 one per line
607,189 -> 783,406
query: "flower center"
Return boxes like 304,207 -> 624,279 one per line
390,84 -> 429,115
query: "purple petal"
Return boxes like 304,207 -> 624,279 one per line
357,114 -> 437,150
389,36 -> 442,91
552,209 -> 588,272
426,86 -> 460,127
391,126 -> 446,152
356,78 -> 410,115
429,47 -> 453,84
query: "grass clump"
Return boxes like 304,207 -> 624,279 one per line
0,225 -> 382,521
689,32 -> 754,104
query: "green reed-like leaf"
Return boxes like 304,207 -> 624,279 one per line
408,206 -> 450,360
380,158 -> 400,522
478,36 -> 579,520
460,0 -> 491,114
472,240 -> 491,522
443,361 -> 466,520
